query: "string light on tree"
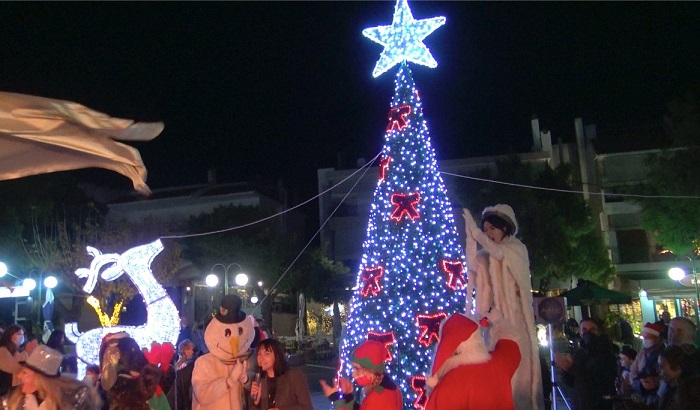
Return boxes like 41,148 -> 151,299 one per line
340,2 -> 465,407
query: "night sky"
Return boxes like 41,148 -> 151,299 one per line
1,1 -> 699,200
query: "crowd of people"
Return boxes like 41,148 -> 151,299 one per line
554,314 -> 700,410
0,202 -> 698,410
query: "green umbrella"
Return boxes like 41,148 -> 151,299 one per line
561,279 -> 632,306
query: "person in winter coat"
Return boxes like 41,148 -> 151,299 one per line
4,345 -> 102,410
628,322 -> 665,384
463,205 -> 543,410
657,344 -> 698,410
320,340 -> 402,410
554,318 -> 617,410
248,338 -> 312,410
0,325 -> 37,396
425,312 -> 520,410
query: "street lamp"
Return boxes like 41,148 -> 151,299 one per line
668,255 -> 700,320
205,273 -> 219,313
26,269 -> 59,328
210,263 -> 247,295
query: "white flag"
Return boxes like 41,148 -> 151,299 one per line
0,91 -> 163,195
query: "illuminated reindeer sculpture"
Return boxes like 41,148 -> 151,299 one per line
65,239 -> 180,379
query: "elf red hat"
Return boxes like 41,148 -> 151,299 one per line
642,322 -> 664,337
351,340 -> 390,373
430,313 -> 479,377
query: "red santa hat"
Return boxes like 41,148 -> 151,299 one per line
427,313 -> 490,388
641,322 -> 664,338
351,340 -> 390,373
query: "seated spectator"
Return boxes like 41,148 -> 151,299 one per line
617,346 -> 637,396
657,344 -> 698,409
630,367 -> 660,408
628,323 -> 664,383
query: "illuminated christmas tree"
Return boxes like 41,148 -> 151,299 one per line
339,1 -> 466,408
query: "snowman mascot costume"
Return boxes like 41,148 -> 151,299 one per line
192,294 -> 260,410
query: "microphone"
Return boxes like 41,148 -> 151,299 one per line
252,372 -> 262,401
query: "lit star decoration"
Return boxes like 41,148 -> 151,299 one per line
65,239 -> 180,379
368,331 -> 396,360
391,192 -> 421,221
387,104 -> 412,131
441,260 -> 466,290
416,312 -> 446,347
340,16 -> 466,404
410,375 -> 428,408
379,156 -> 392,181
360,266 -> 384,297
362,0 -> 446,78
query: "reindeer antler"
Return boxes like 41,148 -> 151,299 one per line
75,246 -> 121,293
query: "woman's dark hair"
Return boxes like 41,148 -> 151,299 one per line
0,324 -> 25,354
46,330 -> 66,353
481,214 -> 513,236
256,338 -> 288,376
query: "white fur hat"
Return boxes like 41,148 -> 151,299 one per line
482,204 -> 518,235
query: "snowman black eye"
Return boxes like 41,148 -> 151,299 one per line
238,327 -> 243,336
225,328 -> 231,338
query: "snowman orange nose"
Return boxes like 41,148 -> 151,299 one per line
229,336 -> 240,357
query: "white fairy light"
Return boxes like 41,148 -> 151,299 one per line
363,0 -> 445,77
65,239 -> 180,379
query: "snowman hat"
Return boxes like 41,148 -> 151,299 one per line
482,204 -> 518,235
215,294 -> 247,324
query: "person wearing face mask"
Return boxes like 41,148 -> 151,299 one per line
0,324 -> 38,396
554,318 -> 617,410
320,340 -> 402,410
628,323 -> 664,384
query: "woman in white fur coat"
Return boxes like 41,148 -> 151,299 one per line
463,205 -> 543,410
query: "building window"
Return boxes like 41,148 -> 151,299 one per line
616,229 -> 650,263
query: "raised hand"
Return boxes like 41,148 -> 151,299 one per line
319,379 -> 339,397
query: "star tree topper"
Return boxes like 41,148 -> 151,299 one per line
362,0 -> 446,77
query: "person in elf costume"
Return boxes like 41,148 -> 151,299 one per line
320,339 -> 402,410
425,312 -> 520,410
191,294 -> 260,410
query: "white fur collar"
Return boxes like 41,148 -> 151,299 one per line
426,331 -> 491,388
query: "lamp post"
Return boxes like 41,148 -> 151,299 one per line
205,273 -> 219,313
24,269 -> 59,327
668,255 -> 700,320
210,263 -> 247,296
